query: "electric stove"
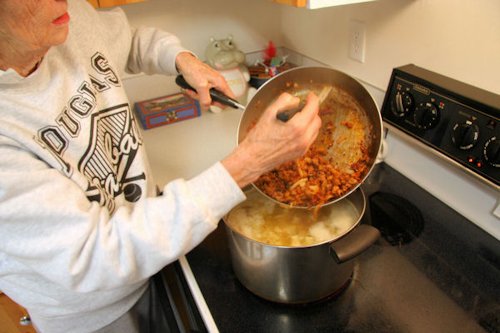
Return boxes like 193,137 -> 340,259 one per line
173,162 -> 499,333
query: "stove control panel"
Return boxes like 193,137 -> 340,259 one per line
381,64 -> 500,188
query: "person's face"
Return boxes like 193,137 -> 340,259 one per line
0,0 -> 69,53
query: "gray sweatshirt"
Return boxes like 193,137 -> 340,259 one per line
0,1 -> 244,332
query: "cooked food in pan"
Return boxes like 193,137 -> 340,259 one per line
254,85 -> 372,208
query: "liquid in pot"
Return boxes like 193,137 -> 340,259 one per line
226,190 -> 359,247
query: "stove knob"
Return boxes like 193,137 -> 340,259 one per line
414,102 -> 439,129
391,91 -> 414,117
484,137 -> 500,167
452,121 -> 479,150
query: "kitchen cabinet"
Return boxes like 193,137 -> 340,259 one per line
273,0 -> 376,9
0,292 -> 35,333
273,0 -> 307,6
87,0 -> 145,8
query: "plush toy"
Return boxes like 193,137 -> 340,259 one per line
205,35 -> 256,113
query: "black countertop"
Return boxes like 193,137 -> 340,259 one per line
186,163 -> 500,333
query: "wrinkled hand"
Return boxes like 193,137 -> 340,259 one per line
175,52 -> 235,110
222,92 -> 322,188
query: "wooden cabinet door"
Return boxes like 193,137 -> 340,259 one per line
87,0 -> 99,7
88,0 -> 145,8
0,293 -> 36,333
273,0 -> 307,6
272,0 -> 376,8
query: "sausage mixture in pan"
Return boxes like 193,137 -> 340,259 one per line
255,85 -> 372,208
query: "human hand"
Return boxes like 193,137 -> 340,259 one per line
175,52 -> 235,110
222,92 -> 322,188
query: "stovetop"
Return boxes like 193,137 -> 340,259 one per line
182,162 -> 500,333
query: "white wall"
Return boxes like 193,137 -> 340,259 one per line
121,0 -> 283,60
277,0 -> 500,94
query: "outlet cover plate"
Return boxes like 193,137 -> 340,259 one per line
349,20 -> 366,63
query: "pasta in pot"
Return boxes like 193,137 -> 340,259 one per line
225,189 -> 358,247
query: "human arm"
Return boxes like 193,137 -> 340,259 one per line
0,137 -> 243,293
0,92 -> 318,292
117,12 -> 234,110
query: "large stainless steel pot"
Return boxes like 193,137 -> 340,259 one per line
238,66 -> 383,208
223,188 -> 380,304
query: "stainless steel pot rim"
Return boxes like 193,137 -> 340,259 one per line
251,182 -> 364,210
223,188 -> 367,249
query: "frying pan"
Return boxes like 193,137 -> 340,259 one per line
176,66 -> 382,208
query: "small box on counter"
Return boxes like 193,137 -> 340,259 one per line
134,93 -> 201,130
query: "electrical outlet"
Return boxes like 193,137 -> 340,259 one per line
349,20 -> 366,63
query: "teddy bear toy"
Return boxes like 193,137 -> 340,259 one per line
205,35 -> 256,113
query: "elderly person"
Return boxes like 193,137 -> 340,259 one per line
0,0 -> 321,332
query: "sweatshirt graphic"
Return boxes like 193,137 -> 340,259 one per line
36,52 -> 144,213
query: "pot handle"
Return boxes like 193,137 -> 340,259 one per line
276,101 -> 305,122
175,75 -> 245,110
329,224 -> 380,264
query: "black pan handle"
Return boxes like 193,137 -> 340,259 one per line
175,75 -> 244,110
276,100 -> 306,122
